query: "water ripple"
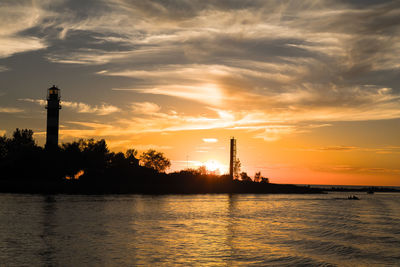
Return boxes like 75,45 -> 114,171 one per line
0,193 -> 399,266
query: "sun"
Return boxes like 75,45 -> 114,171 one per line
204,160 -> 227,174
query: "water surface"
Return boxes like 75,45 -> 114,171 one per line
1,193 -> 399,266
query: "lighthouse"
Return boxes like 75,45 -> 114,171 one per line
229,137 -> 236,180
45,85 -> 61,149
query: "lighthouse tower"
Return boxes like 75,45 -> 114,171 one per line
45,85 -> 61,149
229,137 -> 237,180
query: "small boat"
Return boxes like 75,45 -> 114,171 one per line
348,195 -> 359,200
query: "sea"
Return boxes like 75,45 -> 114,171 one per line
1,192 -> 399,266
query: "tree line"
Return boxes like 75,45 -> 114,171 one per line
0,128 -> 269,182
1,129 -> 319,194
0,128 -> 171,181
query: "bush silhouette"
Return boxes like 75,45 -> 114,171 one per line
139,149 -> 171,173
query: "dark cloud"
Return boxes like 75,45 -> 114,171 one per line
117,0 -> 266,20
1,0 -> 400,122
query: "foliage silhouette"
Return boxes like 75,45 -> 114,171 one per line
197,165 -> 207,175
254,172 -> 269,183
233,158 -> 241,180
240,172 -> 252,182
0,128 -> 323,194
139,149 -> 171,173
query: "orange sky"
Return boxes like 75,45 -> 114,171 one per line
0,0 -> 399,186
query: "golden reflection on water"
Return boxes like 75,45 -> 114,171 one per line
128,195 -> 235,266
1,193 -> 400,266
125,195 -> 318,266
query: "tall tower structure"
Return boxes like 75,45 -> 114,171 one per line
229,137 -> 236,180
45,85 -> 61,149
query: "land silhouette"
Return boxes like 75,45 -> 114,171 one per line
0,128 -> 325,194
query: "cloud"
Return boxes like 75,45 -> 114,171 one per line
0,107 -> 24,113
55,101 -> 335,142
314,165 -> 400,175
318,146 -> 359,151
130,102 -> 161,114
18,98 -> 46,106
52,108 -> 227,140
202,138 -> 218,143
0,1 -> 48,58
296,145 -> 400,154
127,84 -> 223,106
62,101 -> 120,115
46,49 -> 134,65
49,104 -> 314,143
363,146 -> 400,155
3,0 -> 400,145
18,98 -> 120,115
0,36 -> 46,59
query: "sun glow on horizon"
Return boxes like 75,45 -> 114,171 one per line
203,160 -> 228,174
1,1 -> 400,186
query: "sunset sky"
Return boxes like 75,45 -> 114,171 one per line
1,0 -> 399,186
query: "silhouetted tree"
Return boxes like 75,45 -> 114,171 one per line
234,158 -> 241,180
0,134 -> 7,160
125,149 -> 139,166
61,140 -> 85,177
109,152 -> 127,168
140,149 -> 171,172
11,128 -> 35,147
0,129 -> 45,180
82,139 -> 109,169
254,171 -> 269,183
0,128 -> 321,194
197,165 -> 207,175
240,172 -> 252,182
6,128 -> 39,158
181,168 -> 201,176
261,177 -> 269,183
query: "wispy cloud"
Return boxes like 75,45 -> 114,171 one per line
114,84 -> 224,106
49,103 -> 322,142
0,36 -> 46,59
0,2 -> 48,58
314,165 -> 400,175
202,138 -> 218,143
46,49 -> 134,65
0,107 -> 24,113
297,146 -> 400,154
18,98 -> 120,115
130,102 -> 161,114
62,101 -> 120,115
253,125 -> 298,142
18,98 -> 46,106
318,146 -> 359,151
3,0 -> 400,144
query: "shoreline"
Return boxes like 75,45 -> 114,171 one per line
0,180 -> 324,195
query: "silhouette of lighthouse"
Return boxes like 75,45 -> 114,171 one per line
45,85 -> 61,149
229,137 -> 236,180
